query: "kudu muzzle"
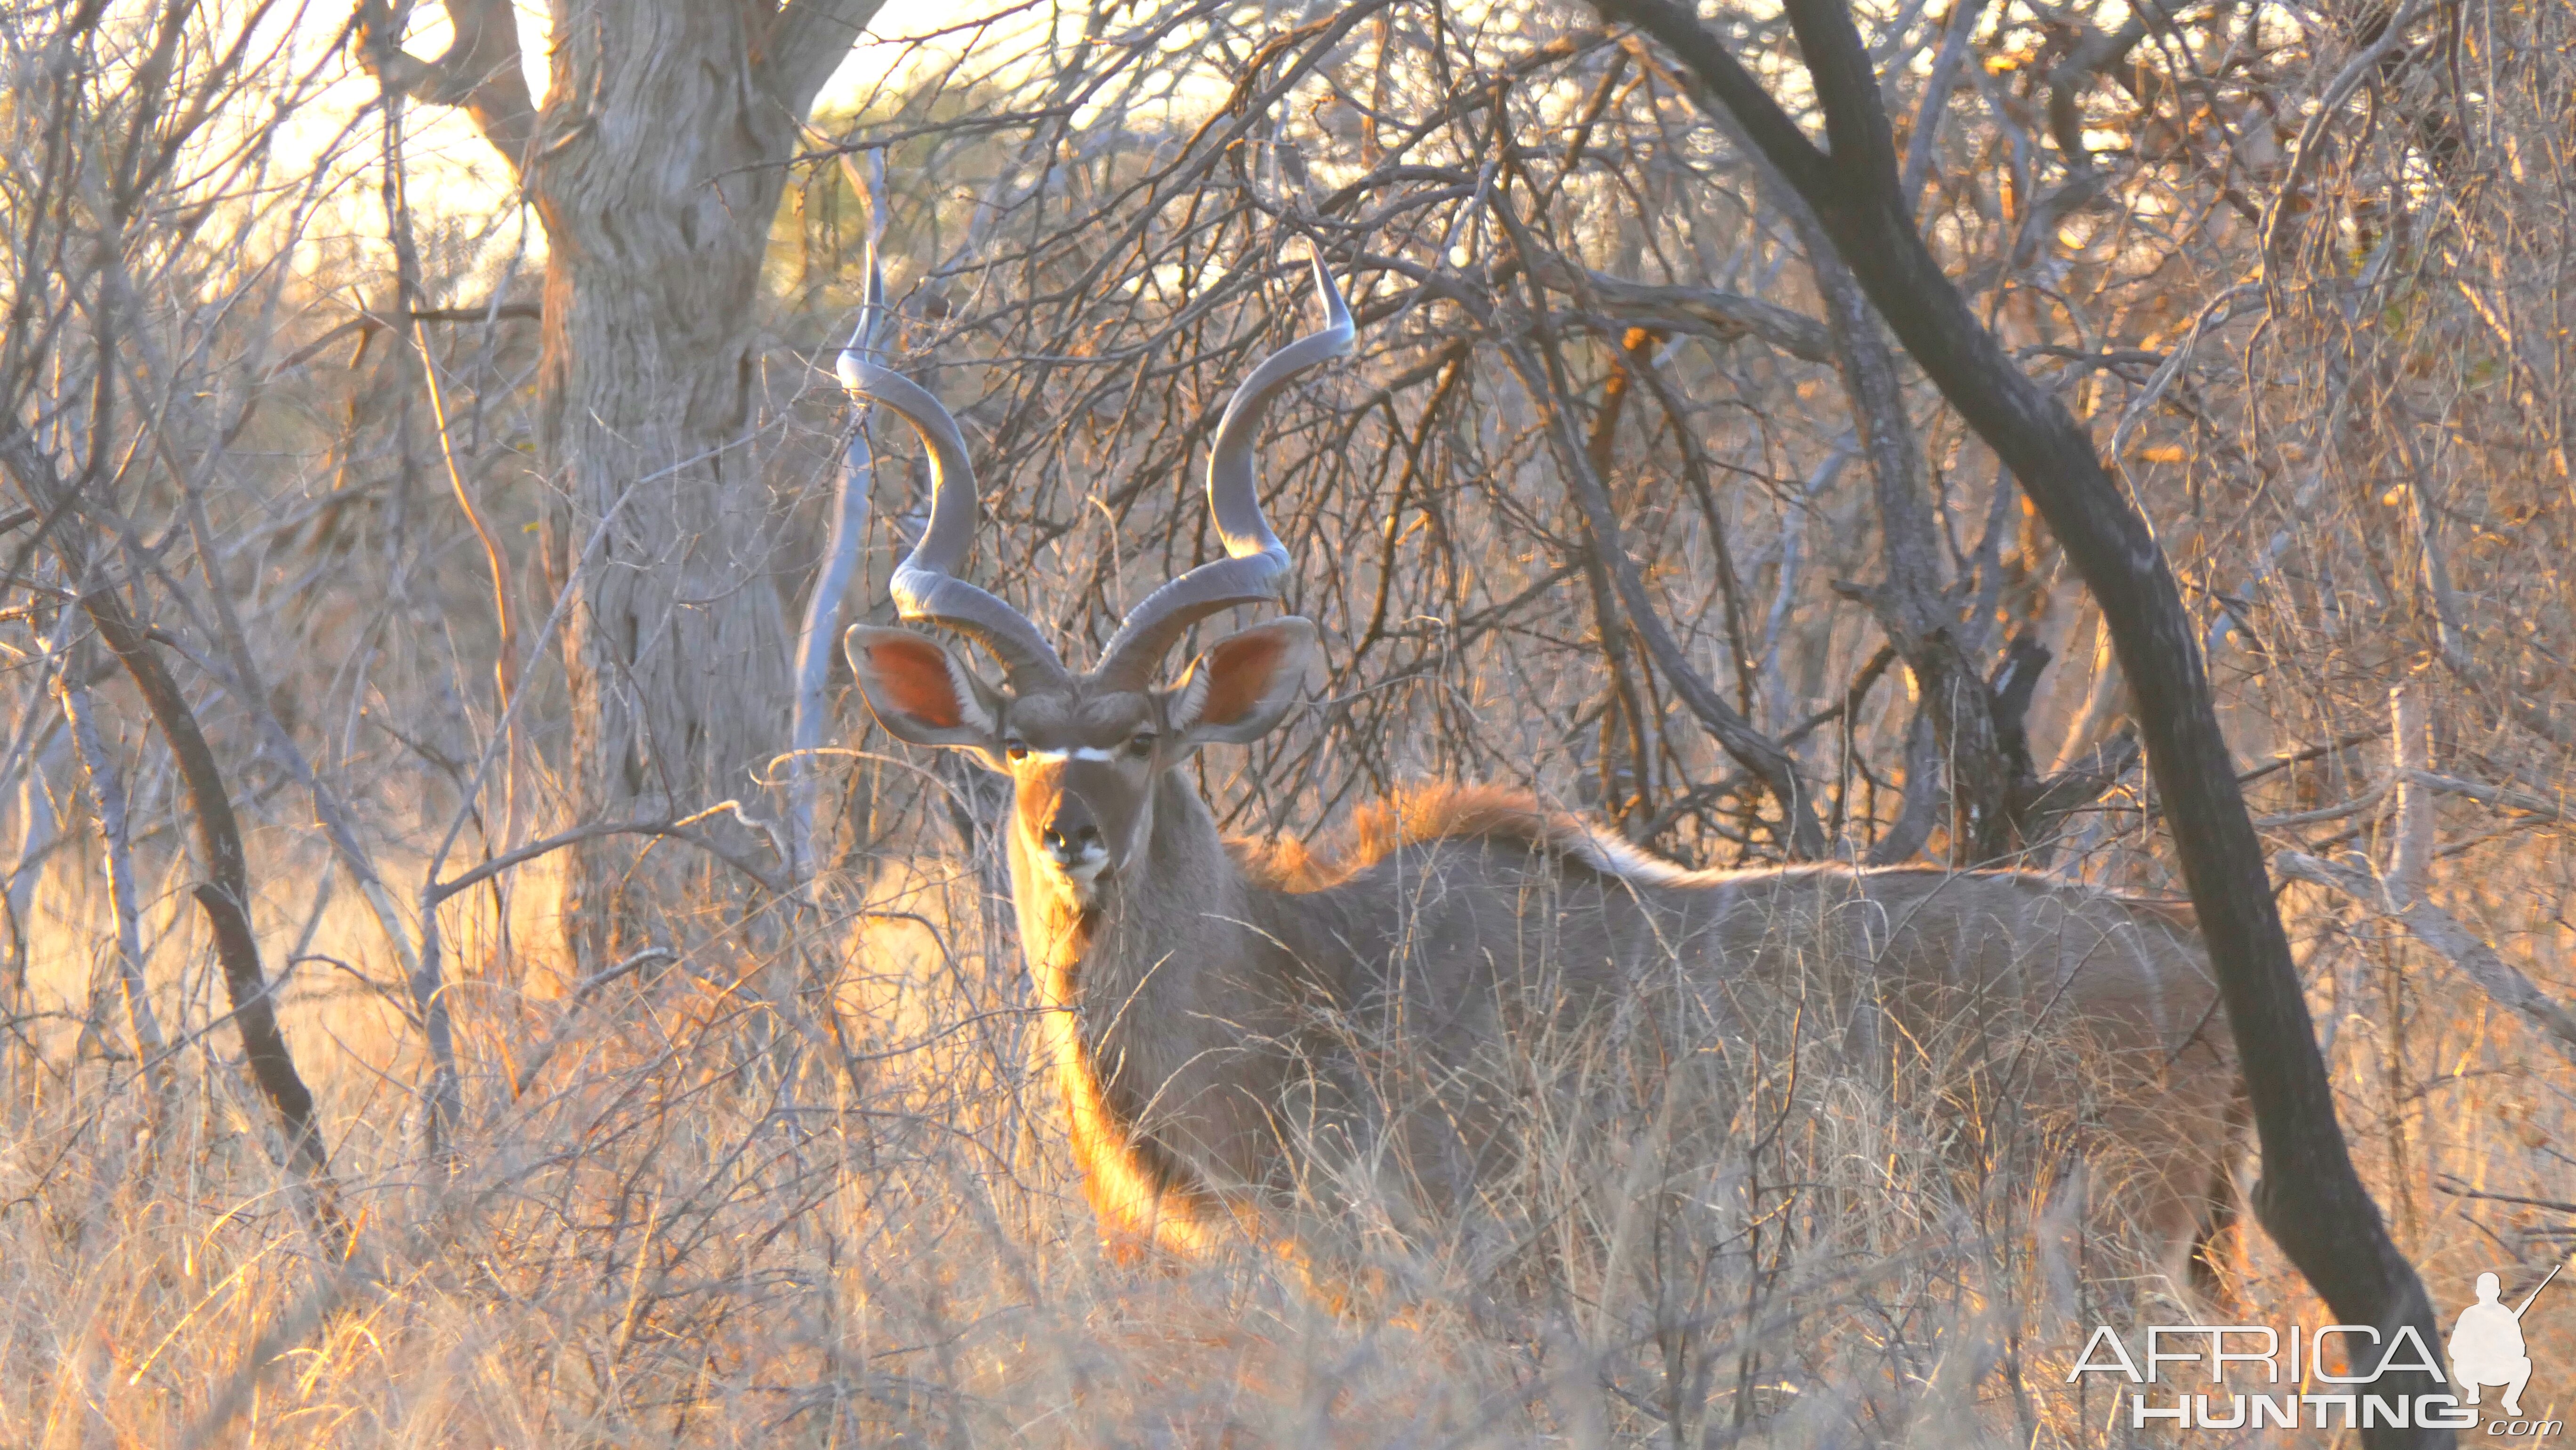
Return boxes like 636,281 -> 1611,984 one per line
1031,760 -> 1136,885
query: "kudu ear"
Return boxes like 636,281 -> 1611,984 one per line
1163,619 -> 1318,748
845,625 -> 1006,759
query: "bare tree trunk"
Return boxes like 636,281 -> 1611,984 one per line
82,583 -> 336,1228
534,15 -> 795,953
362,0 -> 889,961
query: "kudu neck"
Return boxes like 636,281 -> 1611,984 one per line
1007,770 -> 1294,1254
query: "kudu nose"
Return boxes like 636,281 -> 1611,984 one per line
1042,822 -> 1100,865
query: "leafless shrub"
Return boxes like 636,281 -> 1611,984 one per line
0,0 -> 2567,1443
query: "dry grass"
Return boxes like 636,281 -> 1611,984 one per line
8,808 -> 2569,1448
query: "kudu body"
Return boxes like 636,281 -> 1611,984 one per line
842,261 -> 2243,1294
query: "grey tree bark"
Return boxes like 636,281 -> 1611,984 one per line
359,0 -> 888,959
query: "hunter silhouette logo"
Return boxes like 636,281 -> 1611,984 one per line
2453,1265 -> 2557,1418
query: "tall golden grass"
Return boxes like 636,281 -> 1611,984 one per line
6,797 -> 2568,1445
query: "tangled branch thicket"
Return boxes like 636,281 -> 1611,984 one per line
2,0 -> 2570,1442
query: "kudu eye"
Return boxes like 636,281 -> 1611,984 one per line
1128,733 -> 1156,758
1005,739 -> 1029,762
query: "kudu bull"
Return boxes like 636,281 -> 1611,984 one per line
840,261 -> 2244,1299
